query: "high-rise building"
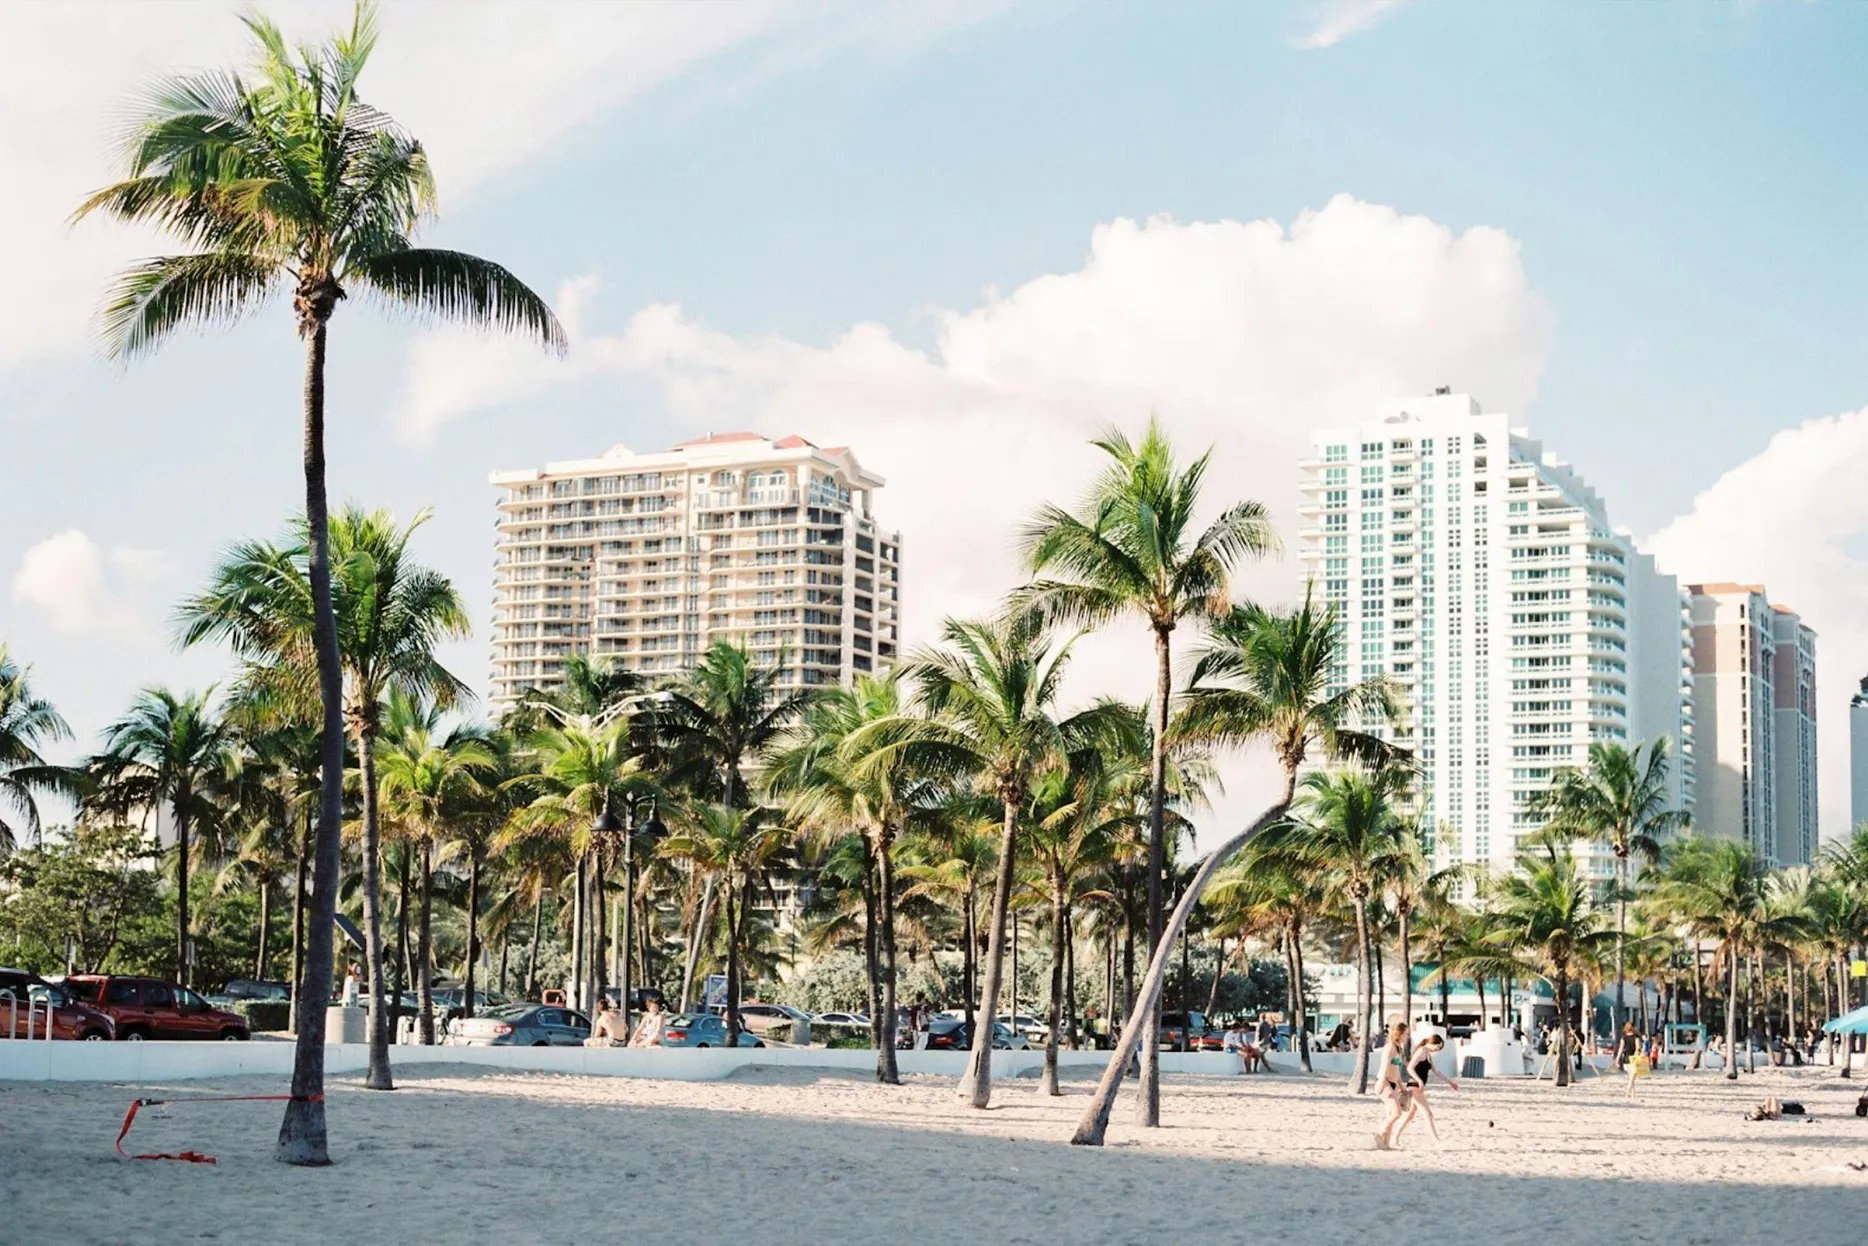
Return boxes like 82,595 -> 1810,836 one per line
1686,585 -> 1817,868
488,432 -> 901,710
1297,392 -> 1694,885
1851,677 -> 1868,839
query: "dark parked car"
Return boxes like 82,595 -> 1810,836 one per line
447,1004 -> 592,1047
62,975 -> 249,1041
922,1016 -> 1029,1051
218,979 -> 289,1002
0,968 -> 116,1040
1160,1011 -> 1209,1053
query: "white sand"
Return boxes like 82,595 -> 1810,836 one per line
4,1061 -> 1862,1244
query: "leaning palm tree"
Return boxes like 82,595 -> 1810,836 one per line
1531,738 -> 1687,1039
648,640 -> 809,1009
76,1 -> 562,1165
1652,838 -> 1770,1081
180,505 -> 471,1093
1072,588 -> 1401,1145
0,645 -> 81,855
89,688 -> 235,986
1022,417 -> 1278,1124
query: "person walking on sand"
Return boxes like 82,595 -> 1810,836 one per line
629,997 -> 667,1048
1374,1021 -> 1412,1150
1614,1022 -> 1639,1070
1393,1033 -> 1459,1144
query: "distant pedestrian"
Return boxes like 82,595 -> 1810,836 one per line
343,961 -> 361,1008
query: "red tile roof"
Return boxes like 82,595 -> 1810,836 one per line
671,431 -> 764,448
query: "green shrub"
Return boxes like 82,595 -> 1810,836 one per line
238,1001 -> 290,1032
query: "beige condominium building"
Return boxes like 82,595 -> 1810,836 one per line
488,432 -> 901,710
1686,584 -> 1818,868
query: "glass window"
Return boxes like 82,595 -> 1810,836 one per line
106,980 -> 139,1005
143,982 -> 173,1008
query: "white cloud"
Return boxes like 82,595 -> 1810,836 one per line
0,0 -> 998,377
1645,408 -> 1868,842
11,530 -> 173,642
397,193 -> 1554,830
1294,0 -> 1411,49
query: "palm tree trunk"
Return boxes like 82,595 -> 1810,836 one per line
1043,873 -> 1066,1096
1724,947 -> 1741,1081
723,878 -> 742,1046
1138,627 -> 1173,1128
255,877 -> 273,980
876,828 -> 901,1084
680,770 -> 734,1014
1477,978 -> 1488,1030
1555,968 -> 1572,1087
1398,905 -> 1411,1050
355,729 -> 392,1090
524,893 -> 543,1001
1064,902 -> 1079,1050
418,842 -> 435,1046
1292,926 -> 1313,1072
1438,941 -> 1451,1029
1204,936 -> 1227,1021
1351,897 -> 1374,1094
961,882 -> 976,1039
586,850 -> 604,1019
571,855 -> 585,1011
391,852 -> 410,1044
861,841 -> 880,1053
463,850 -> 481,1021
278,318 -> 345,1166
1614,848 -> 1628,1039
1072,773 -> 1297,1146
1838,956 -> 1851,1077
174,794 -> 191,986
959,792 -> 1021,1109
288,802 -> 310,1037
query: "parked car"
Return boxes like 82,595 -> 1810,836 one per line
1160,1011 -> 1209,1053
429,986 -> 512,1023
730,1002 -> 809,1037
219,978 -> 290,1002
661,1014 -> 766,1048
447,1004 -> 591,1047
0,968 -> 116,1040
813,1011 -> 870,1031
61,975 -> 249,1041
923,1017 -> 1030,1051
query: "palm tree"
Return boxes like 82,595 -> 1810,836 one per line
767,672 -> 924,1082
77,0 -> 562,1165
660,804 -> 792,1044
511,653 -> 644,733
1531,738 -> 1687,1039
0,645 -> 80,855
89,688 -> 235,986
1022,417 -> 1278,1124
648,640 -> 809,1009
1447,842 -> 1613,1088
181,504 -> 471,1092
870,608 -> 1133,1108
1269,764 -> 1411,1093
1652,838 -> 1770,1081
1072,589 -> 1400,1145
375,693 -> 494,1043
1204,839 -> 1325,1071
897,805 -> 1000,1038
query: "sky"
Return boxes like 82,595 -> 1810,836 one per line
6,0 -> 1868,843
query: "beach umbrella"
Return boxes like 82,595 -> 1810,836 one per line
1820,1005 -> 1868,1035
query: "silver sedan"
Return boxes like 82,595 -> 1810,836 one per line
448,1003 -> 591,1047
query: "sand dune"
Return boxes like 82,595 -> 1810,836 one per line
3,1062 -> 1862,1245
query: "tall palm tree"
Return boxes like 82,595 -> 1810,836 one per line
0,645 -> 80,855
181,504 -> 470,1092
1531,738 -> 1687,1039
1269,764 -> 1411,1093
1072,589 -> 1400,1145
1022,417 -> 1278,1124
1447,842 -> 1613,1088
648,640 -> 810,1009
77,0 -> 562,1165
89,688 -> 235,986
660,804 -> 792,1045
1652,838 -> 1770,1081
871,608 -> 1133,1108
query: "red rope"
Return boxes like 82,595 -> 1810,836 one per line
115,1093 -> 323,1163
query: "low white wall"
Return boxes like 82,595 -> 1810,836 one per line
0,1040 -> 1245,1085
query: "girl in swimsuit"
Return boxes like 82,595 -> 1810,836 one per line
1392,1033 -> 1459,1144
1374,1021 -> 1412,1150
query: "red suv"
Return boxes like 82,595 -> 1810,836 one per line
0,967 -> 116,1040
62,975 -> 250,1041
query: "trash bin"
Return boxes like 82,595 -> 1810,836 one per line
326,1004 -> 366,1045
1460,1055 -> 1486,1079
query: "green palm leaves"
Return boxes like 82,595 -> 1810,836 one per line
0,646 -> 78,854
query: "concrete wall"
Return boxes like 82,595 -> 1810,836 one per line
0,1040 -> 1246,1084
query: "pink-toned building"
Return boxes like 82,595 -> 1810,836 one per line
1686,584 -> 1817,868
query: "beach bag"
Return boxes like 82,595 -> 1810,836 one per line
1628,1055 -> 1652,1077
1854,1093 -> 1867,1118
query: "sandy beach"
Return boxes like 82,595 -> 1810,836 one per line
2,1061 -> 1862,1245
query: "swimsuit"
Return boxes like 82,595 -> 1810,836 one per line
1409,1056 -> 1434,1087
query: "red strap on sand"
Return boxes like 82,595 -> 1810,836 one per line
115,1093 -> 323,1163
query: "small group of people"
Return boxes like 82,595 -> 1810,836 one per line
587,996 -> 668,1048
1374,1022 -> 1458,1150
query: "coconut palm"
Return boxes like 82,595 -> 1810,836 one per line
1530,738 -> 1687,1038
1446,842 -> 1613,1088
180,505 -> 470,1092
75,1 -> 561,1164
647,640 -> 810,1009
0,646 -> 81,855
1072,589 -> 1401,1145
897,805 -> 1000,1037
660,804 -> 792,1044
89,688 -> 236,987
1021,418 -> 1279,1123
1652,838 -> 1771,1081
1204,839 -> 1326,1071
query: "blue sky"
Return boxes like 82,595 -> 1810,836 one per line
6,0 -> 1868,833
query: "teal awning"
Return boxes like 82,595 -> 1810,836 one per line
1822,1005 -> 1868,1036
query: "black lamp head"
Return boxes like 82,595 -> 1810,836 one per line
592,806 -> 624,835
